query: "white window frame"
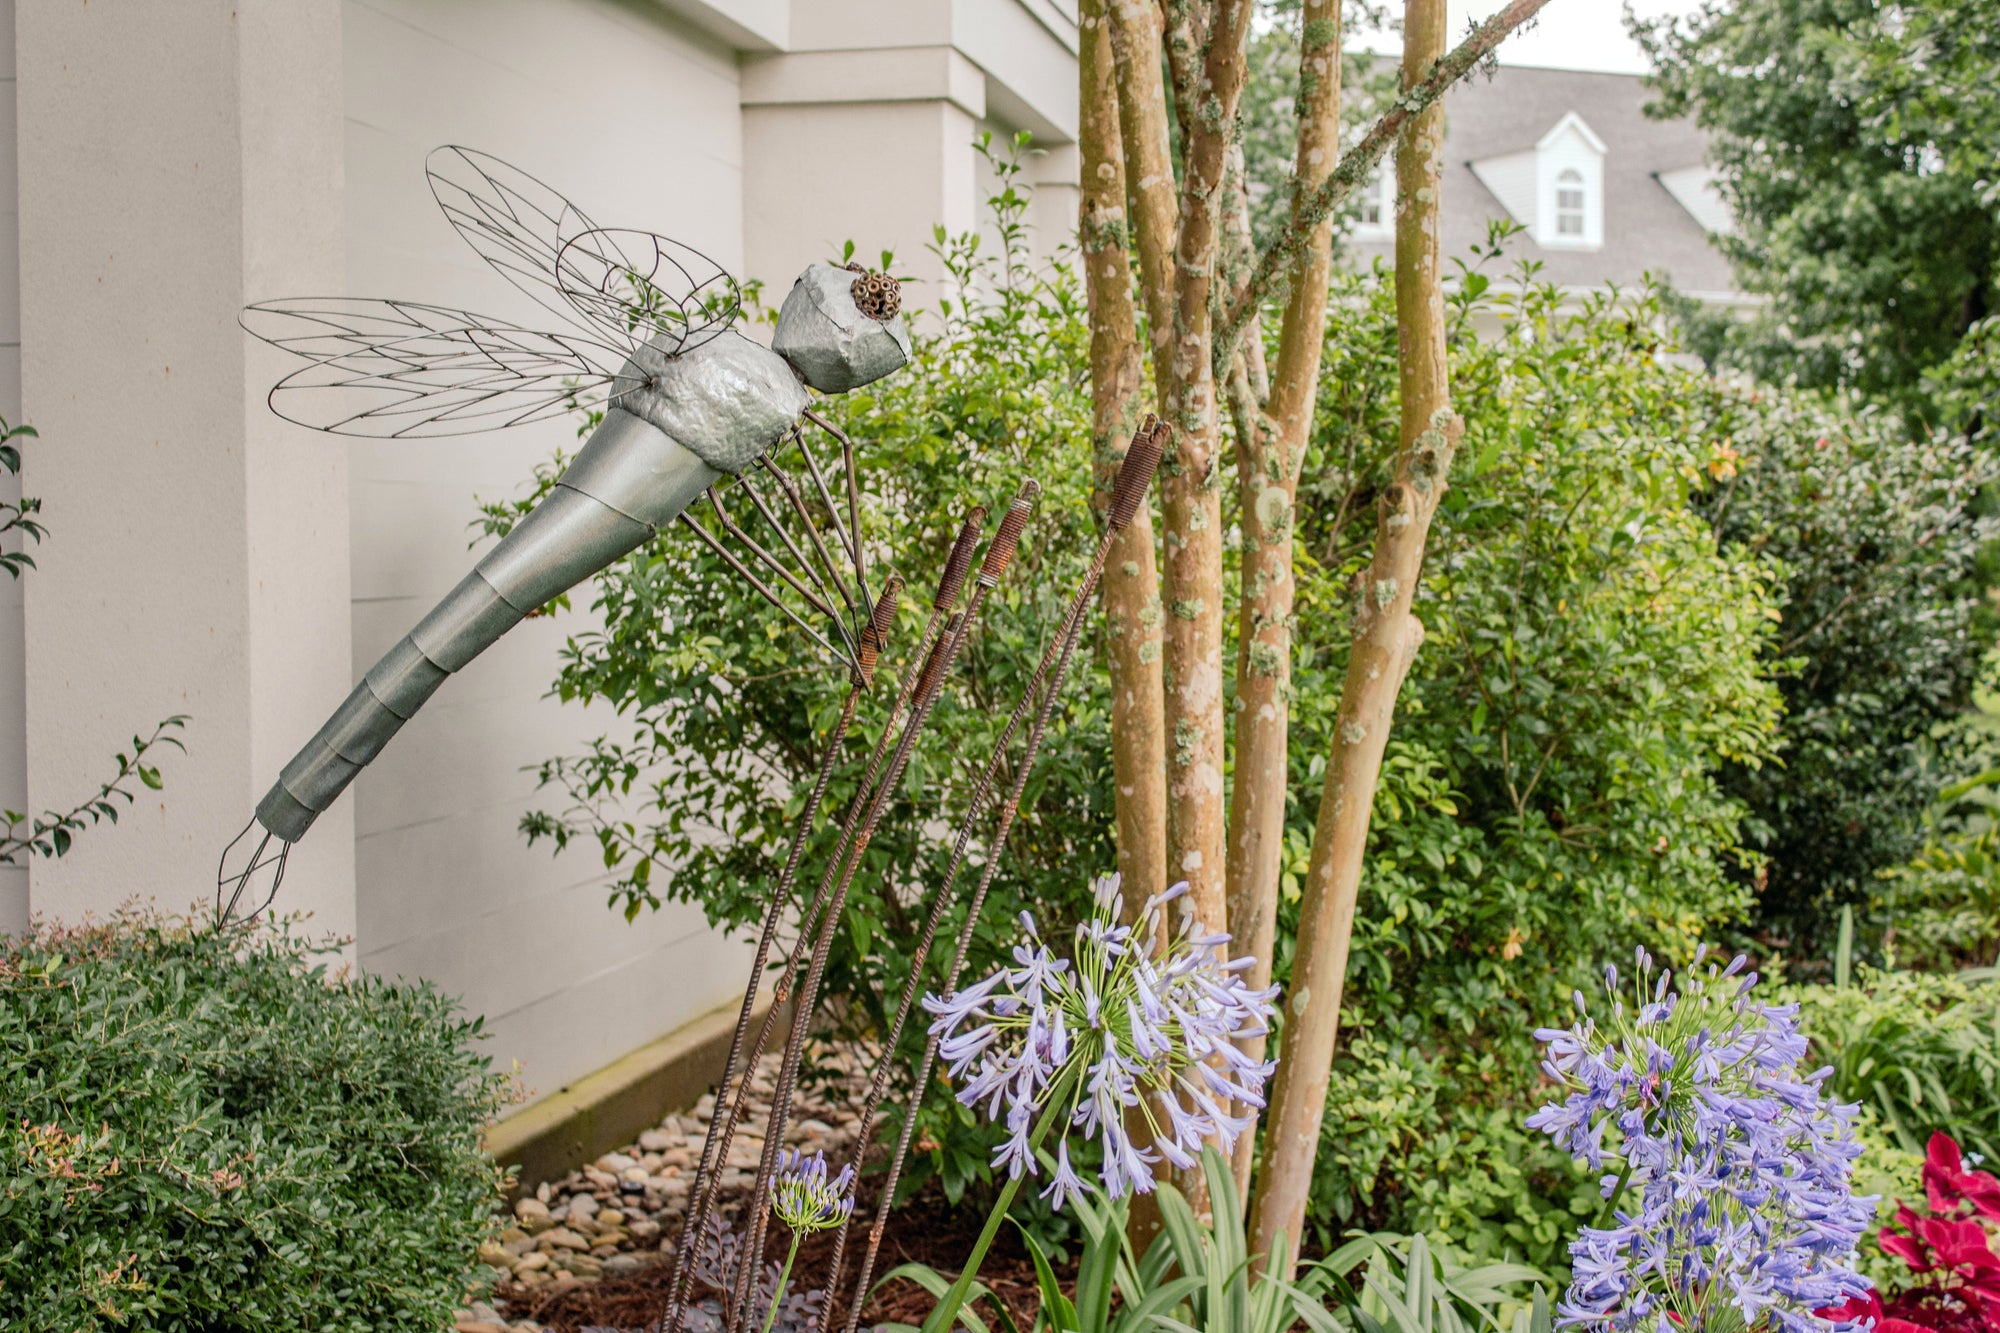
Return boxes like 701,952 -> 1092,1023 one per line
1531,113 -> 1606,250
1351,162 -> 1394,241
1554,169 -> 1586,238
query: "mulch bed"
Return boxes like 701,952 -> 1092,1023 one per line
501,1179 -> 1060,1333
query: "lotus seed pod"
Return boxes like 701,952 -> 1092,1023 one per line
773,263 -> 913,394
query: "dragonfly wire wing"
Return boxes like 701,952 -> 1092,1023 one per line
426,146 -> 740,359
242,298 -> 619,438
556,228 -> 741,359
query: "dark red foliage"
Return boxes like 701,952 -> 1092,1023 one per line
1822,1134 -> 2000,1333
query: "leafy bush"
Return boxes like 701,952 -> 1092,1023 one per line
1872,654 -> 2000,972
1687,383 -> 1995,957
0,908 -> 511,1329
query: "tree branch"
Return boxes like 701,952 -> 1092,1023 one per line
1214,0 -> 1554,377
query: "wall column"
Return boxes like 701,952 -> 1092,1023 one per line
16,1 -> 354,932
741,46 -> 986,296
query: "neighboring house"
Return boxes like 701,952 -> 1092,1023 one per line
1347,64 -> 1743,305
1,0 -> 1077,1109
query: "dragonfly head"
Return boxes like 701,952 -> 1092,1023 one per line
772,262 -> 912,394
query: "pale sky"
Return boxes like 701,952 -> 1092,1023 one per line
1354,0 -> 1708,75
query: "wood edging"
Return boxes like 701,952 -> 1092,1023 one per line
483,995 -> 777,1198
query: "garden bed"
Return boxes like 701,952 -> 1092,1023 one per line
464,1042 -> 1054,1333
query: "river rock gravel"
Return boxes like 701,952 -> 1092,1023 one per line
453,1043 -> 874,1333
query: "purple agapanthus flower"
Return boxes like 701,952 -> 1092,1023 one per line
1528,945 -> 1877,1333
923,873 -> 1278,1204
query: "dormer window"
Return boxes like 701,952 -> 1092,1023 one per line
1554,170 -> 1586,237
1532,113 -> 1605,249
1466,110 -> 1605,250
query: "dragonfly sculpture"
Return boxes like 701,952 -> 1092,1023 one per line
219,146 -> 913,915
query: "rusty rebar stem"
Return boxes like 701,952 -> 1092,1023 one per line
834,528 -> 1114,1333
934,506 -> 987,613
682,602 -> 938,1333
731,489 -> 1033,1331
1111,415 -> 1167,531
660,686 -> 862,1333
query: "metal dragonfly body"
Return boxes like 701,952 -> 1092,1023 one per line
222,147 -> 910,910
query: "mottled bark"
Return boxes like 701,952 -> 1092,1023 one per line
1246,0 -> 1461,1277
1081,0 -> 1166,918
1107,0 -> 1178,390
1156,0 -> 1251,996
1083,0 -> 1171,1251
1222,0 -> 1342,1201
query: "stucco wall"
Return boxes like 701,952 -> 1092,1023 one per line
340,0 -> 756,1104
0,0 -> 22,939
17,0 -> 357,936
6,0 -> 1082,1112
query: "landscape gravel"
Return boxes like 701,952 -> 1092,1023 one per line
451,1045 -> 873,1333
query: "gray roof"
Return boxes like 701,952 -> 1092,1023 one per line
1346,64 -> 1738,295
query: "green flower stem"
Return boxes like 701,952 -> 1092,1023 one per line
920,1069 -> 1079,1333
760,1230 -> 802,1333
1592,1157 -> 1635,1232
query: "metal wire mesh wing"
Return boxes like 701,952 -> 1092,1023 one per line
242,298 -> 617,438
426,146 -> 740,359
556,228 -> 741,356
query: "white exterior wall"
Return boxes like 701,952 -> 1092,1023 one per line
339,0 -> 755,1102
0,1 -> 22,938
8,0 -> 1079,1111
16,0 -> 357,936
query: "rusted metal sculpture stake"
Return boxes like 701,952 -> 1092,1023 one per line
729,484 -> 1041,1333
828,419 -> 1165,1333
663,510 -> 986,1333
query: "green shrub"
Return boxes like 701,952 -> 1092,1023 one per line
1871,652 -> 2000,971
1688,383 -> 1995,958
0,908 -> 510,1330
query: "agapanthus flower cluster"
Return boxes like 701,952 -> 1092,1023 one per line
769,1148 -> 855,1235
1528,946 -> 1876,1333
922,873 -> 1278,1206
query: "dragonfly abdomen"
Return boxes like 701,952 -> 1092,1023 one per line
255,404 -> 728,843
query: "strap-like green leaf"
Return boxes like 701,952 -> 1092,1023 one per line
1014,1220 -> 1078,1333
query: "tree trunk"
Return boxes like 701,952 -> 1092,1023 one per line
1107,0 -> 1178,381
1082,0 -> 1171,1251
1222,0 -> 1343,1201
1079,0 -> 1166,920
1246,0 -> 1461,1277
1157,0 -> 1252,998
